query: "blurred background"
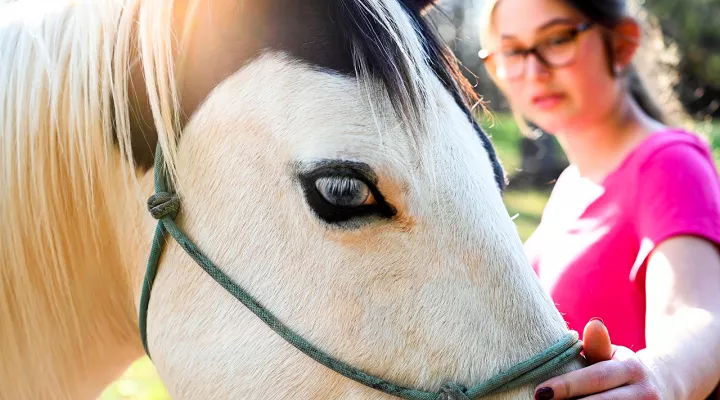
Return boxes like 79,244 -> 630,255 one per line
99,0 -> 719,398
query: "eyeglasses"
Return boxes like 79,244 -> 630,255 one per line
479,22 -> 595,81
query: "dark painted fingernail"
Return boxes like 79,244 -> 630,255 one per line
535,387 -> 554,400
590,317 -> 604,325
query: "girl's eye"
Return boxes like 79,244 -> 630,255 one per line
502,48 -> 525,58
545,31 -> 575,47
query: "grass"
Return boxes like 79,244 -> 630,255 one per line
100,115 -> 719,399
503,190 -> 551,241
99,359 -> 169,400
694,119 -> 720,167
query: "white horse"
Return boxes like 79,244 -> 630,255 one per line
0,0 -> 584,399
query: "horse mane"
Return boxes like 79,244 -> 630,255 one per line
0,0 -> 169,394
0,0 -> 499,395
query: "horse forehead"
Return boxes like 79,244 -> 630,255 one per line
129,0 -> 420,169
187,56 -> 418,174
178,0 -> 355,119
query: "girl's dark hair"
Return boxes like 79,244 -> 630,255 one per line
562,0 -> 667,124
480,0 -> 671,125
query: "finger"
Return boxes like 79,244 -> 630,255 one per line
534,360 -> 634,400
609,345 -> 638,362
582,318 -> 613,365
579,382 -> 660,400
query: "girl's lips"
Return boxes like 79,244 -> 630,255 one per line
531,93 -> 565,110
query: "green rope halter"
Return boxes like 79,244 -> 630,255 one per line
138,143 -> 583,399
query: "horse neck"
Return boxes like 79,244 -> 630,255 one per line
0,3 -> 147,397
0,152 -> 147,399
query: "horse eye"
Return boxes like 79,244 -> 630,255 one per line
297,161 -> 396,226
315,176 -> 374,207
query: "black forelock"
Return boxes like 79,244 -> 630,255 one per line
398,2 -> 506,190
336,0 -> 506,190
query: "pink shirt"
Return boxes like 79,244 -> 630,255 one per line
525,129 -> 720,351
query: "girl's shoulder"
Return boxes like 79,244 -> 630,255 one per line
628,128 -> 716,172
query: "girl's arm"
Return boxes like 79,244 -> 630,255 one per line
533,235 -> 720,400
639,235 -> 720,399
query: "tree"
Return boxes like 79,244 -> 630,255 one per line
641,0 -> 720,118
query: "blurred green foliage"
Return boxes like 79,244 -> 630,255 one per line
644,0 -> 720,86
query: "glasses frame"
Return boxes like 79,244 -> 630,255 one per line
479,21 -> 595,80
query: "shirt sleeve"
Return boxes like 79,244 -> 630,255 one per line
630,140 -> 720,282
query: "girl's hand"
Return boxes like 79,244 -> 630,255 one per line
534,319 -> 665,400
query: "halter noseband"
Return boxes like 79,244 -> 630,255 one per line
138,143 -> 583,400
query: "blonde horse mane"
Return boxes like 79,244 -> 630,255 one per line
0,0 -> 185,395
0,0 -> 481,396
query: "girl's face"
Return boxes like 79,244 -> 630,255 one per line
487,0 -> 624,134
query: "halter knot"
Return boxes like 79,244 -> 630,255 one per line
147,192 -> 180,220
437,382 -> 470,400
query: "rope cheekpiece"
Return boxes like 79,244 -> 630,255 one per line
138,143 -> 583,399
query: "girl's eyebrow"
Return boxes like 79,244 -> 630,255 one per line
500,17 -> 577,40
